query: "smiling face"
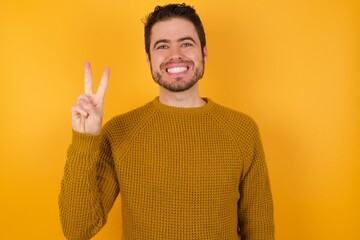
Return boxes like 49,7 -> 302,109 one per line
147,17 -> 207,93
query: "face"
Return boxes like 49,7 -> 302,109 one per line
147,18 -> 207,92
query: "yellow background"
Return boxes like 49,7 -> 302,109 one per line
0,0 -> 359,239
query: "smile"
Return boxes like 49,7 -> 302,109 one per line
166,66 -> 189,73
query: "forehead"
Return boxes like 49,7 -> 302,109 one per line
150,18 -> 199,43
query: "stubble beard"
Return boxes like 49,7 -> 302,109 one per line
150,60 -> 205,93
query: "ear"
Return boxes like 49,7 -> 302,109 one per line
203,46 -> 208,63
146,53 -> 151,67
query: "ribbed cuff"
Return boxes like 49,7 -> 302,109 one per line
71,130 -> 101,153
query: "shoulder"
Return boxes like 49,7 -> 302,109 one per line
102,100 -> 157,140
207,100 -> 263,161
208,100 -> 259,135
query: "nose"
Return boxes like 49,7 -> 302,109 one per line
168,46 -> 183,60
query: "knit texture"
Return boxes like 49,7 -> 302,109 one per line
59,98 -> 275,240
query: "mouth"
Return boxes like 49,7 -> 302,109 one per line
161,59 -> 193,75
166,66 -> 189,74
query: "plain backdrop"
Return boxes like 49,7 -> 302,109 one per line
0,0 -> 359,239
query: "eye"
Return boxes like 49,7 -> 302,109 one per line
156,45 -> 169,50
181,42 -> 193,47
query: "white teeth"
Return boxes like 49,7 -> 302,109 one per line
167,67 -> 188,73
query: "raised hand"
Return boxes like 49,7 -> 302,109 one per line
71,62 -> 110,135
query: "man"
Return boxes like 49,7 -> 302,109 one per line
59,3 -> 275,240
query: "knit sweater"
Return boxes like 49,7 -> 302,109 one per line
59,98 -> 275,240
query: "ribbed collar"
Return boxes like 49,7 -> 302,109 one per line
150,97 -> 215,115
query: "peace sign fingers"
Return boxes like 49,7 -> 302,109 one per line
84,62 -> 110,100
84,62 -> 93,95
96,67 -> 110,100
72,62 -> 110,134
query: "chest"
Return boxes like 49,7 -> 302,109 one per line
113,118 -> 243,198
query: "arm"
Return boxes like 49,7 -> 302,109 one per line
59,63 -> 119,239
238,124 -> 275,240
59,131 -> 119,239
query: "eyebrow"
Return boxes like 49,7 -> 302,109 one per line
153,37 -> 197,49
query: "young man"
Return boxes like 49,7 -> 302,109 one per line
59,3 -> 275,240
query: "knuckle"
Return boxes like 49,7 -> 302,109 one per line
71,105 -> 79,112
78,94 -> 86,102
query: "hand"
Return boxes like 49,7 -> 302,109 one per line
71,62 -> 110,135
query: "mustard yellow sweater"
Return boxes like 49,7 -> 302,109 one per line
59,98 -> 274,240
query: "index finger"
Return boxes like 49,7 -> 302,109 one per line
84,62 -> 93,94
96,67 -> 110,99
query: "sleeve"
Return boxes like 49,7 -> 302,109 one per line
238,124 -> 275,240
59,130 -> 120,240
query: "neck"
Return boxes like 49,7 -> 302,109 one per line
158,83 -> 206,108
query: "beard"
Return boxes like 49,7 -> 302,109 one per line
150,59 -> 205,92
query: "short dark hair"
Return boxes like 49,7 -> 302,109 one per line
144,3 -> 206,56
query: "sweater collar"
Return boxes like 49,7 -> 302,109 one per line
151,97 -> 215,115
